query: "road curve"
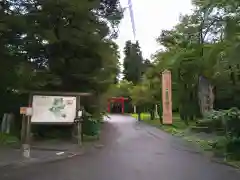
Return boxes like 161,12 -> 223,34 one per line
1,115 -> 240,180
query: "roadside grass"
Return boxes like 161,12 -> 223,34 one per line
0,133 -> 19,146
132,113 -> 193,136
132,113 -> 151,121
132,113 -> 240,169
227,161 -> 240,169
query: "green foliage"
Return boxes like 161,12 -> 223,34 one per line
131,84 -> 152,106
123,41 -> 144,84
197,108 -> 240,136
0,0 -> 123,130
82,120 -> 101,137
214,136 -> 240,160
140,0 -> 240,121
196,110 -> 225,131
108,80 -> 134,98
82,112 -> 101,136
0,133 -> 19,146
224,107 -> 240,137
225,137 -> 240,160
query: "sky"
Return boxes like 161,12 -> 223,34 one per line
115,0 -> 194,60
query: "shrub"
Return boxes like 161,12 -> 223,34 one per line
223,107 -> 240,138
214,137 -> 240,160
82,111 -> 102,136
206,108 -> 240,160
226,137 -> 240,160
197,108 -> 240,136
196,110 -> 225,132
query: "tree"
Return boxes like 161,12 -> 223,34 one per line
0,0 -> 124,128
107,80 -> 134,98
123,40 -> 144,84
18,0 -> 122,92
145,0 -> 240,124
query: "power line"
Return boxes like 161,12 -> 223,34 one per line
127,0 -> 136,41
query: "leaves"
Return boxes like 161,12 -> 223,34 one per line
0,0 -> 123,118
123,40 -> 144,85
130,0 -> 240,119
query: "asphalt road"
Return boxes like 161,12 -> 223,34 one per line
1,115 -> 240,180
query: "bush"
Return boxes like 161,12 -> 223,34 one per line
224,107 -> 240,138
196,110 -> 225,132
196,108 -> 240,136
214,137 -> 240,160
226,137 -> 240,160
82,118 -> 101,136
201,108 -> 240,161
82,111 -> 102,136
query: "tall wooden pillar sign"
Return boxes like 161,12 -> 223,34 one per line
162,70 -> 172,124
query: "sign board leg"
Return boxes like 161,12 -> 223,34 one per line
22,94 -> 33,158
76,96 -> 82,146
77,122 -> 82,146
22,144 -> 30,158
21,115 -> 31,158
21,115 -> 26,144
26,116 -> 31,146
21,116 -> 31,158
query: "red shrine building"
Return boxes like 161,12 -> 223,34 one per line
107,97 -> 128,114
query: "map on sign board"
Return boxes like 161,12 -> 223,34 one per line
31,95 -> 77,123
49,98 -> 66,118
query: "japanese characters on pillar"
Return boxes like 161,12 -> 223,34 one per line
162,70 -> 172,124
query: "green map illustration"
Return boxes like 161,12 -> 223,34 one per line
49,98 -> 67,118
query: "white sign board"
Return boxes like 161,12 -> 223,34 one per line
31,95 -> 77,123
26,107 -> 33,116
77,110 -> 83,117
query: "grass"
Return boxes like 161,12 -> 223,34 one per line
132,113 -> 193,136
0,133 -> 19,146
183,136 -> 214,151
226,161 -> 240,169
132,113 -> 151,121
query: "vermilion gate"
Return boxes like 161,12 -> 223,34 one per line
107,97 -> 128,114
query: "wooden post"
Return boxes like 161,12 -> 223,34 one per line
76,96 -> 82,146
22,94 -> 33,158
25,115 -> 31,153
162,70 -> 172,124
21,114 -> 26,144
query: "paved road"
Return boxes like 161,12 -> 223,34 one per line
1,115 -> 240,180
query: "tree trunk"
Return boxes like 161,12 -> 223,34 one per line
198,76 -> 215,116
209,85 -> 214,111
150,110 -> 154,120
138,112 -> 141,121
